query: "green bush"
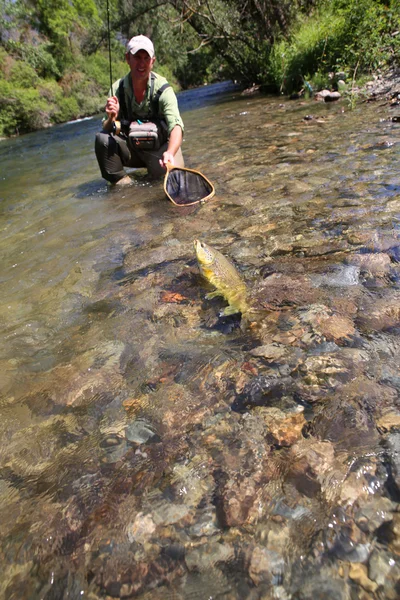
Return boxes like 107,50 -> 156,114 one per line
0,47 -> 9,72
268,9 -> 346,93
53,95 -> 80,123
6,39 -> 60,78
9,60 -> 40,88
267,0 -> 400,94
175,48 -> 227,89
0,79 -> 50,135
38,79 -> 61,103
331,0 -> 400,71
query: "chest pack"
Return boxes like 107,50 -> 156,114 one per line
117,73 -> 171,151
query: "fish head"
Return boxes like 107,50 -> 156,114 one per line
193,239 -> 215,266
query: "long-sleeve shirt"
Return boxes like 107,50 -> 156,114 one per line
109,71 -> 184,135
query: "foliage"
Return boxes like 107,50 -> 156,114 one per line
8,59 -> 40,88
268,8 -> 346,93
6,40 -> 61,78
78,50 -> 127,91
0,0 -> 399,136
267,0 -> 400,94
0,79 -> 50,135
330,0 -> 400,72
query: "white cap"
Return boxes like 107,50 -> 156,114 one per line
126,35 -> 154,58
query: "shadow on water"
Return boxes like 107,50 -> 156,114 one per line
0,81 -> 400,598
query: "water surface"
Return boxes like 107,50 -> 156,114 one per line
0,84 -> 400,599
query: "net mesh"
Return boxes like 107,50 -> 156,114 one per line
165,169 -> 214,205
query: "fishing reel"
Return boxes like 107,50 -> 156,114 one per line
112,120 -> 121,135
111,119 -> 130,136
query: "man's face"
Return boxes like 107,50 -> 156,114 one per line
126,50 -> 155,81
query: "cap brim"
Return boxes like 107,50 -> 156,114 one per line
129,47 -> 154,57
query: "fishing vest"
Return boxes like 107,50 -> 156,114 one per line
118,73 -> 171,123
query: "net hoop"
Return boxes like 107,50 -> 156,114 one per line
163,162 -> 216,206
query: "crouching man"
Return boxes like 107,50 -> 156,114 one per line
95,34 -> 184,185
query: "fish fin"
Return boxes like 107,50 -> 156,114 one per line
205,290 -> 224,300
219,305 -> 241,317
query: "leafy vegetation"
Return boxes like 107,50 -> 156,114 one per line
0,0 -> 399,136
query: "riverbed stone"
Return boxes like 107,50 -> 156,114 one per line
388,512 -> 400,555
255,405 -> 306,446
310,266 -> 360,287
216,472 -> 261,528
298,303 -> 356,344
356,293 -> 400,333
286,438 -> 337,499
355,496 -> 395,533
384,432 -> 400,493
289,564 -> 350,599
248,546 -> 285,586
298,351 -> 360,389
126,512 -> 156,544
169,453 -> 216,509
125,418 -> 158,444
151,500 -> 193,527
348,563 -> 378,593
368,548 -> 400,596
309,396 -> 378,452
185,541 -> 234,572
250,344 -> 288,361
347,252 -> 392,276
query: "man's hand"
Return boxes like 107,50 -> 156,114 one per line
160,151 -> 175,169
105,96 -> 119,120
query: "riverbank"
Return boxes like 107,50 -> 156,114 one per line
1,67 -> 398,144
362,66 -> 400,103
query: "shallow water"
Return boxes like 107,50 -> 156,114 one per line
0,83 -> 400,599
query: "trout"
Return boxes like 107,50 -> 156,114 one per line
194,239 -> 248,316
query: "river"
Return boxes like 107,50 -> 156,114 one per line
0,82 -> 400,599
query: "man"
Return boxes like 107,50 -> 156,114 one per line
95,35 -> 184,185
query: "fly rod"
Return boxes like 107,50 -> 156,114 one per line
106,0 -> 113,93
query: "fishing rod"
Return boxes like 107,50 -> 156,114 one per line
106,0 -> 113,93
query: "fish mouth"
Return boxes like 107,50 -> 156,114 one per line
194,239 -> 214,266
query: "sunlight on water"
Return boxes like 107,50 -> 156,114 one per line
0,85 -> 399,598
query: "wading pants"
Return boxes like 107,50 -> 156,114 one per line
94,131 -> 184,183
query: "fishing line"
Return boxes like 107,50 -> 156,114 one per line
106,0 -> 113,92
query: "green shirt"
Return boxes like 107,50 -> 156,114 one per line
110,71 -> 184,135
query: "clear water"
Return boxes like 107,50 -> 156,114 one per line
0,84 -> 400,599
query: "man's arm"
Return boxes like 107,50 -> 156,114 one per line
161,125 -> 183,167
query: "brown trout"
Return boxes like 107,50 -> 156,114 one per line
194,239 -> 248,316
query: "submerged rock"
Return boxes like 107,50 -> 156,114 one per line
125,418 -> 159,444
185,542 -> 234,572
385,432 -> 400,494
255,405 -> 306,447
289,564 -> 350,599
368,548 -> 400,597
355,496 -> 395,533
248,546 -> 285,586
126,512 -> 156,544
232,375 -> 294,411
310,266 -> 360,287
348,563 -> 378,593
298,304 -> 356,345
308,398 -> 378,451
347,252 -> 392,276
356,293 -> 400,333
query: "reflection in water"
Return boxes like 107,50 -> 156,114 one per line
0,85 -> 400,598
